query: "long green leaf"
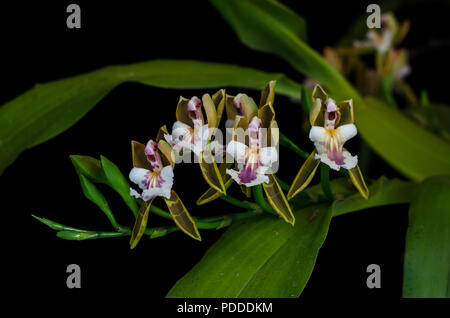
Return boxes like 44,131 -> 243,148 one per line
211,0 -> 450,180
78,174 -> 120,231
0,60 -> 301,175
100,155 -> 139,217
167,204 -> 331,298
403,176 -> 450,298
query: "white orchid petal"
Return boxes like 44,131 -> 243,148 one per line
342,151 -> 358,170
309,126 -> 328,144
336,124 -> 357,144
129,167 -> 150,190
259,147 -> 278,167
130,188 -> 141,199
226,140 -> 248,164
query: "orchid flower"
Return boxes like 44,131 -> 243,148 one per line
165,96 -> 210,156
354,13 -> 398,53
226,116 -> 278,187
129,139 -> 174,201
309,98 -> 358,171
220,81 -> 294,225
165,91 -> 228,195
288,85 -> 369,200
129,131 -> 201,248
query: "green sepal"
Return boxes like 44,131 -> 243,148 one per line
101,155 -> 139,217
287,150 -> 321,200
164,191 -> 201,241
262,174 -> 295,226
130,200 -> 153,249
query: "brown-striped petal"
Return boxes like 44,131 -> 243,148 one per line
198,144 -> 226,194
212,89 -> 226,126
131,140 -> 151,170
338,99 -> 354,126
164,191 -> 201,241
157,139 -> 175,168
176,96 -> 194,127
287,150 -> 321,200
259,80 -> 276,107
263,174 -> 295,225
202,93 -> 218,129
129,200 -> 153,249
348,164 -> 369,200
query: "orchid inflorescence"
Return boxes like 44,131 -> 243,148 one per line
34,81 -> 369,248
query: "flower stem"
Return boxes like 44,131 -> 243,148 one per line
149,204 -> 172,220
252,185 -> 277,215
279,132 -> 309,159
320,164 -> 335,201
220,194 -> 254,210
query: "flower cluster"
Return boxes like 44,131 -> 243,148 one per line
127,81 -> 368,247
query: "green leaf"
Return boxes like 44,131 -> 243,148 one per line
210,0 -> 357,100
212,0 -> 450,181
32,215 -> 86,232
332,176 -> 416,217
100,155 -> 139,217
403,176 -> 450,298
167,204 -> 331,298
0,60 -> 301,175
78,174 -> 120,231
70,155 -> 107,184
360,98 -> 450,181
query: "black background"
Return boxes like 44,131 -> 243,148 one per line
1,0 -> 449,310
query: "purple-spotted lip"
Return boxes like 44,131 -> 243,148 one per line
142,171 -> 165,189
237,164 -> 258,184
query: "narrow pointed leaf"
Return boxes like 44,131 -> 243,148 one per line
130,200 -> 153,249
263,174 -> 295,225
0,59 -> 302,175
100,155 -> 139,217
164,191 -> 201,241
32,215 -> 87,232
287,150 -> 320,200
78,174 -> 120,230
167,204 -> 331,298
348,164 -> 369,200
70,155 -> 107,184
332,176 -> 416,217
403,176 -> 450,298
